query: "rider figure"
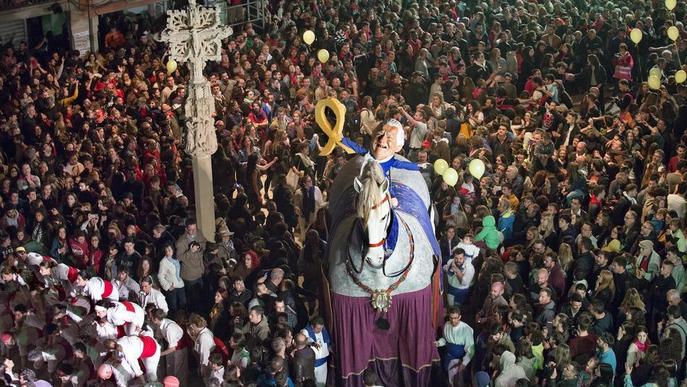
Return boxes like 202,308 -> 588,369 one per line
341,119 -> 420,207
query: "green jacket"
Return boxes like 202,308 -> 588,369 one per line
475,215 -> 502,250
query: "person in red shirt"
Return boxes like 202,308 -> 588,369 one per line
668,144 -> 686,172
68,230 -> 90,269
569,314 -> 598,363
247,102 -> 268,130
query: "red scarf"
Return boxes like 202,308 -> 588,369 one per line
634,339 -> 648,352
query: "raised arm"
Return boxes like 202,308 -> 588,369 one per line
400,106 -> 418,126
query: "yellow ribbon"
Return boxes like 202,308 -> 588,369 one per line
314,97 -> 355,156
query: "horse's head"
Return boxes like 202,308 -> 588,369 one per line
354,160 -> 392,268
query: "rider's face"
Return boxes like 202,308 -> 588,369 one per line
373,125 -> 400,160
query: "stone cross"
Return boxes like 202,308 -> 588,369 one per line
160,0 -> 233,242
160,0 -> 232,157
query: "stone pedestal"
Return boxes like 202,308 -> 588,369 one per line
192,155 -> 215,242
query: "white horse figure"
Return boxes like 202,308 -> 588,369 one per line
326,157 -> 440,387
352,161 -> 392,270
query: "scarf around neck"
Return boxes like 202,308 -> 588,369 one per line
634,339 -> 648,352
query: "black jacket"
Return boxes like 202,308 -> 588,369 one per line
440,236 -> 461,262
292,346 -> 316,385
573,251 -> 595,285
578,65 -> 607,88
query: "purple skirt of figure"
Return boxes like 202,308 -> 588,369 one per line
330,285 -> 440,387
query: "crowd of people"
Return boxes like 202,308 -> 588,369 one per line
1,0 -> 687,385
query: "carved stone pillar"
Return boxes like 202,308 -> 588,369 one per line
160,0 -> 232,241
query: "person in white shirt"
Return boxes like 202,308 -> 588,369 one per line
149,308 -> 188,384
78,312 -> 119,342
74,273 -> 119,302
157,244 -> 186,314
139,277 -> 169,314
400,106 -> 429,161
444,248 -> 475,306
88,317 -> 119,341
34,258 -> 79,291
114,267 -> 140,301
110,334 -> 160,383
455,234 -> 481,263
300,316 -> 330,387
435,307 -> 475,387
187,313 -> 215,375
95,300 -> 145,336
204,353 -> 226,386
97,361 -> 134,387
668,183 -> 687,221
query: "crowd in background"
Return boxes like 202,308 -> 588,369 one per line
1,0 -> 687,385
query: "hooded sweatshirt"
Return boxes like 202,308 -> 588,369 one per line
495,351 -> 528,387
476,215 -> 502,250
498,209 -> 516,243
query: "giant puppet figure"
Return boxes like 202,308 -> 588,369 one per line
316,98 -> 442,386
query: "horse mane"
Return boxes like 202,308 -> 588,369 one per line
356,160 -> 386,225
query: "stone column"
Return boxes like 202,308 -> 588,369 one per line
160,0 -> 232,242
68,2 -> 98,53
192,156 -> 215,242
185,80 -> 220,242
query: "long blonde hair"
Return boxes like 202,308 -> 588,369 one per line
594,270 -> 615,298
558,243 -> 573,272
356,161 -> 387,225
539,211 -> 555,236
620,288 -> 646,312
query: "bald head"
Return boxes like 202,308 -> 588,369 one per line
490,281 -> 504,298
295,332 -> 308,347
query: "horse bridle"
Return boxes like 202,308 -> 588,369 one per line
366,193 -> 391,248
347,209 -> 415,279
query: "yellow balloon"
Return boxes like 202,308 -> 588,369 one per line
676,70 -> 687,84
317,49 -> 330,63
468,158 -> 486,179
668,26 -> 680,41
443,168 -> 459,187
648,75 -> 662,90
666,0 -> 677,10
166,59 -> 177,75
303,30 -> 315,45
649,67 -> 662,79
630,28 -> 643,44
434,159 -> 449,175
